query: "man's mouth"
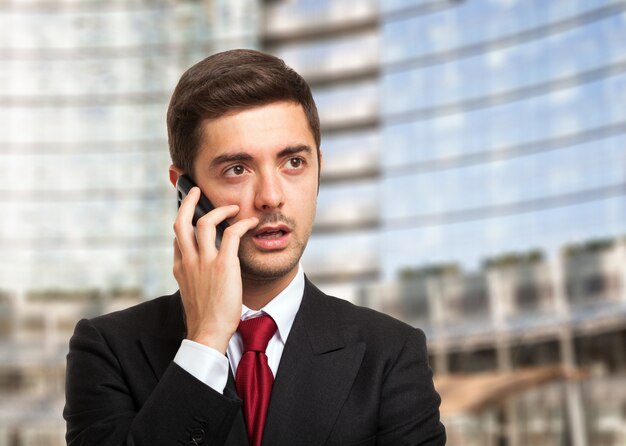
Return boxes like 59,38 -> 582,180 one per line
255,229 -> 287,239
254,225 -> 291,238
251,224 -> 292,249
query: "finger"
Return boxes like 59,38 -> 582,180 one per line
173,187 -> 200,257
172,237 -> 183,282
173,237 -> 182,262
217,217 -> 259,259
195,204 -> 240,259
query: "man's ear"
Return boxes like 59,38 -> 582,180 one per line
169,165 -> 184,188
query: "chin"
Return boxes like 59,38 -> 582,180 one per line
239,250 -> 301,282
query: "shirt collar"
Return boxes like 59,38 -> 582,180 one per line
240,264 -> 304,344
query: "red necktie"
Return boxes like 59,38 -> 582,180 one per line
235,315 -> 277,446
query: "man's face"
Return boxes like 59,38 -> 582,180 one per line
191,101 -> 319,282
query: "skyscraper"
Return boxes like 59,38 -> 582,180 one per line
263,2 -> 626,445
0,1 -> 258,443
1,1 -> 625,444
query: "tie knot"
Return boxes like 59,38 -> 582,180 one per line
238,315 -> 277,353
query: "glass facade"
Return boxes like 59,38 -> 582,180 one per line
276,1 -> 626,444
0,0 -> 259,296
0,1 -> 258,443
377,0 -> 626,278
287,0 -> 626,288
1,0 -> 626,444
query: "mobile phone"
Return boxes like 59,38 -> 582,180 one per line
175,174 -> 229,247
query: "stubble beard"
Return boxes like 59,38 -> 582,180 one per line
238,213 -> 311,283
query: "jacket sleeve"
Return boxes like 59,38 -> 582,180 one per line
376,328 -> 446,446
63,318 -> 243,446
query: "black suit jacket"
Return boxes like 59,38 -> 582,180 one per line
64,278 -> 445,445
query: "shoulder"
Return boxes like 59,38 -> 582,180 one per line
300,279 -> 434,397
80,291 -> 184,338
303,278 -> 425,350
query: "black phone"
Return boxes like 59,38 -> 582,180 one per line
175,174 -> 229,247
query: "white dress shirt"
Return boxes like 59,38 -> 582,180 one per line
174,266 -> 305,394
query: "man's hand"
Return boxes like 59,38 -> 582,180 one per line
173,186 -> 258,353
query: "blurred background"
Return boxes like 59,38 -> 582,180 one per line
1,0 -> 625,445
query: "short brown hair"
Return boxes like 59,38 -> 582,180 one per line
167,49 -> 321,175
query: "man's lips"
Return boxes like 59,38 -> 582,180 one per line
251,224 -> 292,249
253,224 -> 291,238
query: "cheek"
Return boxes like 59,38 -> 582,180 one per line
293,184 -> 318,217
208,186 -> 254,219
229,192 -> 255,216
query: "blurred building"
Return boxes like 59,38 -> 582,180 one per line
1,0 -> 626,445
285,2 -> 626,442
365,238 -> 626,445
0,1 -> 259,444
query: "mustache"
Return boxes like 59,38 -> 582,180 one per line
253,212 -> 296,230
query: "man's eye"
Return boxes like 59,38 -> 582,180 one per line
225,165 -> 246,176
286,158 -> 304,169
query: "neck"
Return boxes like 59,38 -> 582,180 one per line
241,267 -> 298,310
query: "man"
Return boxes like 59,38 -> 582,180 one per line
64,49 -> 445,445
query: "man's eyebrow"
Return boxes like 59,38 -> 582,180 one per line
278,145 -> 313,158
210,152 -> 254,168
210,145 -> 313,169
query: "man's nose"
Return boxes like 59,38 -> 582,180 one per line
254,171 -> 284,211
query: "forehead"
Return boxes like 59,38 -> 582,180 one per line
198,101 -> 316,158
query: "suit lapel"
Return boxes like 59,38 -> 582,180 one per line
139,292 -> 186,381
140,333 -> 183,381
263,280 -> 366,445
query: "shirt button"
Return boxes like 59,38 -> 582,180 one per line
190,428 -> 205,444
